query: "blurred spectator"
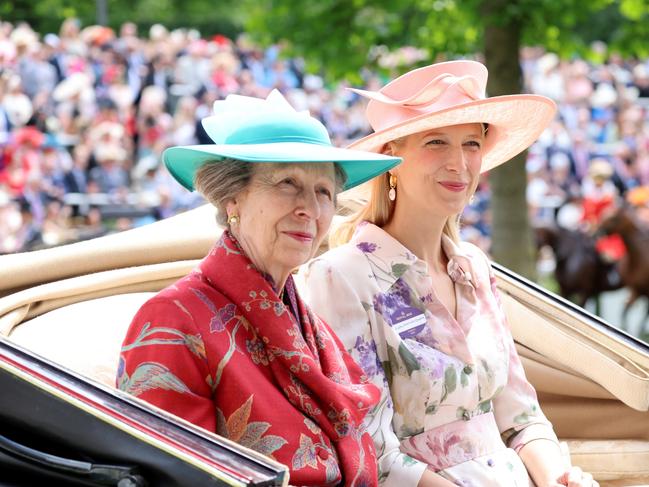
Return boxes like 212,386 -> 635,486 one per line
580,159 -> 625,262
2,18 -> 649,263
89,144 -> 129,194
63,143 -> 91,194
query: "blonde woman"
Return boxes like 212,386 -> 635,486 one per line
301,61 -> 597,487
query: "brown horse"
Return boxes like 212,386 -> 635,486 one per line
534,225 -> 622,312
599,205 -> 649,332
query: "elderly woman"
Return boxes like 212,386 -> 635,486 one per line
301,62 -> 598,486
117,90 -> 400,486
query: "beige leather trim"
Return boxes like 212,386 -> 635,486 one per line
517,345 -> 614,400
0,205 -> 219,296
566,439 -> 649,480
0,261 -> 197,336
498,274 -> 649,411
539,393 -> 649,440
598,481 -> 649,487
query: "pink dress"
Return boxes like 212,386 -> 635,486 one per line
299,223 -> 559,486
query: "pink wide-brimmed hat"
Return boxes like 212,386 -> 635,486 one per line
348,60 -> 557,173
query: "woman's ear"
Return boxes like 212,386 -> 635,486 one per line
382,141 -> 397,157
225,199 -> 239,220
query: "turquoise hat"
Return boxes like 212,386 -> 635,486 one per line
163,90 -> 401,191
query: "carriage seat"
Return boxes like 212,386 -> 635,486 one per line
7,292 -> 154,387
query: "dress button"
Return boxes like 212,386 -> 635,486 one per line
463,365 -> 473,375
318,449 -> 330,460
487,458 -> 495,467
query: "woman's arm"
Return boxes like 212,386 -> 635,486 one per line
118,298 -> 216,430
518,439 -> 567,485
519,439 -> 597,487
299,256 -> 428,487
417,470 -> 458,487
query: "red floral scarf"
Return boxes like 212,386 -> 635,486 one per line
209,231 -> 380,486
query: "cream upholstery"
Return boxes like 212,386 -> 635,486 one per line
8,293 -> 154,387
567,439 -> 649,482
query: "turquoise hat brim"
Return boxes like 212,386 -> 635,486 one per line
163,142 -> 401,191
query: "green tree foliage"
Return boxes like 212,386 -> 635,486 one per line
1,0 -> 244,37
242,0 -> 649,277
244,0 -> 648,82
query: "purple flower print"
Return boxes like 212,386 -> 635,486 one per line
412,322 -> 438,349
356,242 -> 377,254
210,303 -> 237,333
246,337 -> 269,365
117,356 -> 125,380
372,278 -> 413,321
333,421 -> 351,437
407,339 -> 446,380
353,335 -> 381,378
374,279 -> 427,339
328,408 -> 352,437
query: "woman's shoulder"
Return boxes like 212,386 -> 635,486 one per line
456,240 -> 493,280
309,241 -> 366,271
299,242 -> 375,299
457,240 -> 489,261
134,272 -> 230,323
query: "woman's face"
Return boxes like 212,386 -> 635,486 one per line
389,123 -> 484,219
228,162 -> 337,286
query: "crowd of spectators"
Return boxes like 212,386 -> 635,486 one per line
1,19 -> 649,256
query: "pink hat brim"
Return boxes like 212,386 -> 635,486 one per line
348,94 -> 556,174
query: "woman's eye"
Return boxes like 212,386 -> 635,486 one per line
464,140 -> 482,150
318,187 -> 333,199
279,177 -> 297,187
425,139 -> 445,146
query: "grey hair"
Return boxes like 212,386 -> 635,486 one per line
194,159 -> 347,226
333,163 -> 347,198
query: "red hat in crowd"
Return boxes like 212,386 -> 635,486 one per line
13,126 -> 45,147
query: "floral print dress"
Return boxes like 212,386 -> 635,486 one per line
299,222 -> 559,486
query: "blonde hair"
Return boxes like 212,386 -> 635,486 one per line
329,137 -> 463,247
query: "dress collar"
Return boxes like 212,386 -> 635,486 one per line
441,234 -> 478,290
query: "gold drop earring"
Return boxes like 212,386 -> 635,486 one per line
388,174 -> 397,201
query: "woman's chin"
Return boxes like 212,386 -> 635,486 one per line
438,198 -> 467,216
279,250 -> 314,273
425,203 -> 465,220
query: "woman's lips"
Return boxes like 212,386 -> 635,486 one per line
283,231 -> 314,243
439,181 -> 468,192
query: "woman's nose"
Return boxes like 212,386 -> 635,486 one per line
295,190 -> 321,219
445,146 -> 466,172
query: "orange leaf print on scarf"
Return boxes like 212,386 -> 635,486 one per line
226,395 -> 253,442
216,395 -> 288,459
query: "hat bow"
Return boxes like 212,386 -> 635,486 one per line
351,73 -> 484,109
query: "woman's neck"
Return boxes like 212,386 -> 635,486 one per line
229,230 -> 290,292
255,262 -> 290,294
382,203 -> 448,273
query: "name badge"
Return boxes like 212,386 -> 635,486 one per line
390,307 -> 427,339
